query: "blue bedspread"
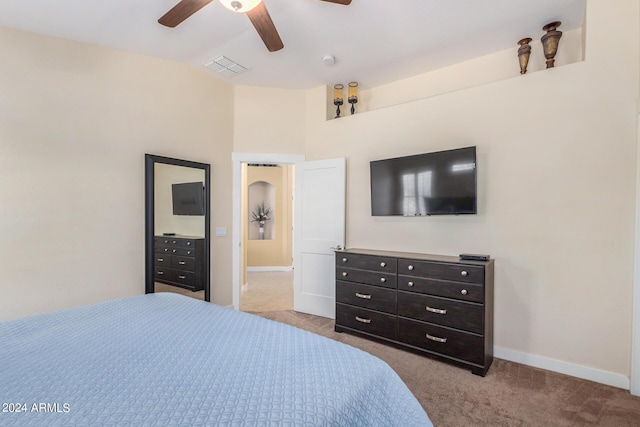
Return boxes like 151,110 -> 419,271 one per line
0,293 -> 432,426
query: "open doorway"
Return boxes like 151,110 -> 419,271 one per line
231,153 -> 304,313
241,163 -> 294,312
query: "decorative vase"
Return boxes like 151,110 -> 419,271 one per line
259,221 -> 265,240
517,38 -> 532,74
541,21 -> 562,69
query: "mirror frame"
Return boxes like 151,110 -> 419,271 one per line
145,154 -> 211,302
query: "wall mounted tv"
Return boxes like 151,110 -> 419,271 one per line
172,182 -> 205,216
370,146 -> 477,216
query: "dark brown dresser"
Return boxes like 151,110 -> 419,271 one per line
154,235 -> 205,292
335,248 -> 494,376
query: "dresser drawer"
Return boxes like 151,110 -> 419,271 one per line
172,256 -> 195,271
398,317 -> 484,365
155,254 -> 171,267
336,253 -> 397,274
173,271 -> 196,288
336,267 -> 396,289
397,291 -> 483,334
336,281 -> 396,314
336,304 -> 396,341
155,237 -> 173,246
155,245 -> 171,254
398,260 -> 484,284
398,276 -> 484,303
175,239 -> 197,248
165,247 -> 196,257
154,267 -> 175,282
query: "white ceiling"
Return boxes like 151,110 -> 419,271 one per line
0,0 -> 585,90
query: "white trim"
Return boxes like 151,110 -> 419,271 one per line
246,266 -> 293,272
231,153 -> 305,312
495,346 -> 630,390
631,114 -> 640,396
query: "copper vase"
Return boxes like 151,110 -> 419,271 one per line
541,21 -> 562,68
517,38 -> 532,74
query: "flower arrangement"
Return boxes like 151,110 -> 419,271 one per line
251,202 -> 272,227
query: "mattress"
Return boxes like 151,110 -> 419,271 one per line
0,293 -> 432,426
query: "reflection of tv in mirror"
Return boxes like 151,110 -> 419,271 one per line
370,146 -> 477,216
172,182 -> 205,216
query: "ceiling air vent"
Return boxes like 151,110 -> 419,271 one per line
203,56 -> 248,77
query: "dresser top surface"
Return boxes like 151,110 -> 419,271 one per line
339,248 -> 493,266
155,234 -> 204,240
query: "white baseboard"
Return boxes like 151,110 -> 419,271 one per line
494,346 -> 630,390
246,266 -> 293,272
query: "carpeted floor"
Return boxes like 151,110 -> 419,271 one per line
252,310 -> 640,426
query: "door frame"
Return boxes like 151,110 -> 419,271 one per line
632,115 -> 640,396
231,153 -> 305,311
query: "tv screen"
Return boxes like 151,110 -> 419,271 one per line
172,182 -> 205,216
370,146 -> 477,216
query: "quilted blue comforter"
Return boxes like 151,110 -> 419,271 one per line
0,293 -> 432,426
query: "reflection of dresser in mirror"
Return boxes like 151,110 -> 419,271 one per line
154,235 -> 205,291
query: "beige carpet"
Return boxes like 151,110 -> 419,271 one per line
252,310 -> 640,427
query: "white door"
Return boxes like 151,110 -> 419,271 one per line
293,158 -> 346,318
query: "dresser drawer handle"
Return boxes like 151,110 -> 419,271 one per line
178,261 -> 186,265
461,270 -> 468,277
380,277 -> 386,283
187,251 -> 192,255
172,240 -> 177,244
407,265 -> 414,271
426,334 -> 447,343
408,281 -> 414,287
157,258 -> 164,262
355,316 -> 372,324
157,271 -> 164,275
461,289 -> 468,295
380,262 -> 386,267
342,272 -> 348,277
426,306 -> 447,315
163,248 -> 169,252
178,275 -> 186,279
342,257 -> 348,263
186,242 -> 191,246
355,293 -> 372,300
172,249 -> 177,253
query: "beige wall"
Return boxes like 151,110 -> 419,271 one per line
245,166 -> 293,268
0,27 -> 234,320
233,85 -> 306,153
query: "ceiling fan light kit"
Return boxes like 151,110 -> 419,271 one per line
219,0 -> 262,13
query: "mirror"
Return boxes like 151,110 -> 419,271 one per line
145,154 -> 211,302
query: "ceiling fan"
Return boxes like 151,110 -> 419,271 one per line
158,0 -> 352,52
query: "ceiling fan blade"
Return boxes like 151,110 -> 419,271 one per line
318,0 -> 352,5
246,2 -> 284,52
158,0 -> 214,28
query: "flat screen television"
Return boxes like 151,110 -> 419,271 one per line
370,146 -> 477,216
172,182 -> 205,216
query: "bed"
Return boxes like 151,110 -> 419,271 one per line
0,293 -> 432,426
